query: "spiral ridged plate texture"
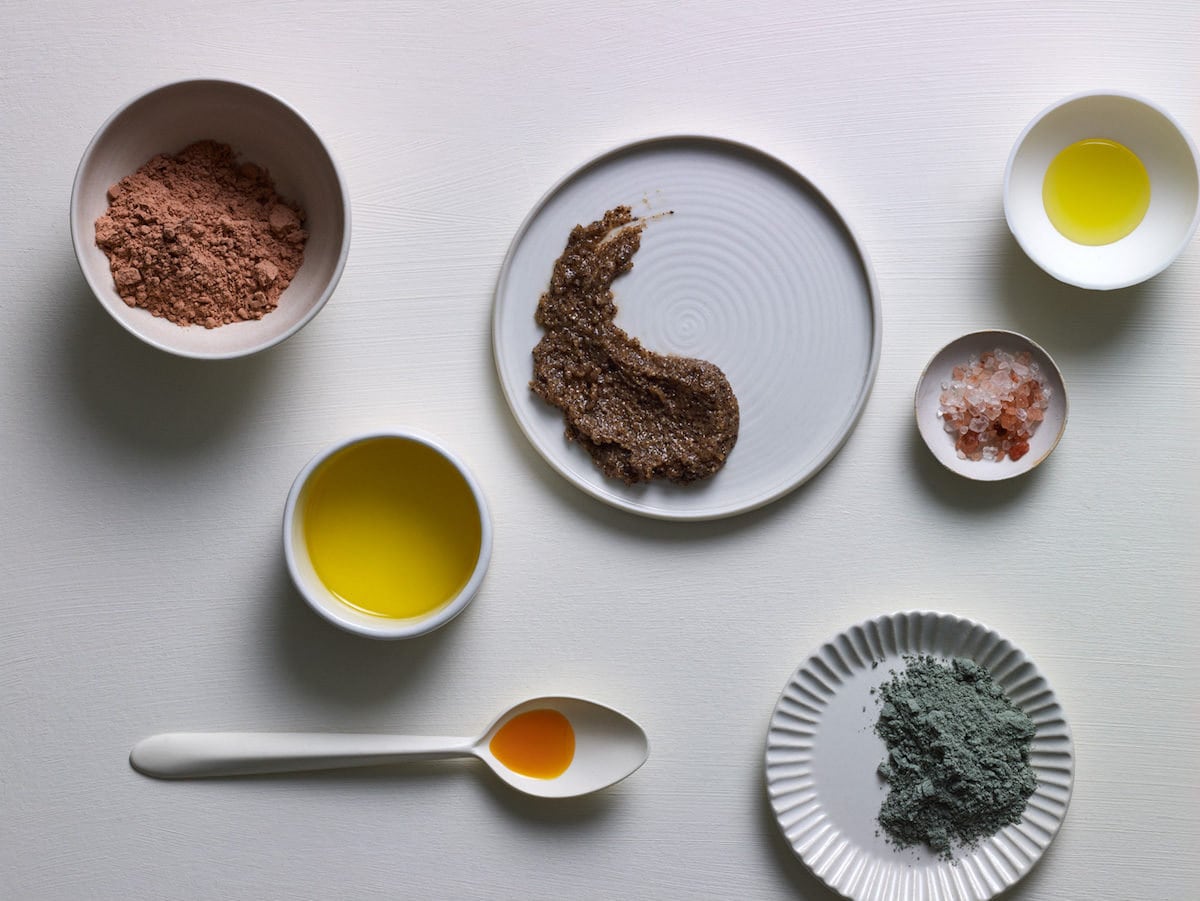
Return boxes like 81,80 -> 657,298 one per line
766,611 -> 1074,901
493,136 -> 880,520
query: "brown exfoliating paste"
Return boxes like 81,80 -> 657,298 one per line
530,206 -> 739,485
94,140 -> 307,329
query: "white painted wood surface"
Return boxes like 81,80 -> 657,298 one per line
1,2 -> 1197,898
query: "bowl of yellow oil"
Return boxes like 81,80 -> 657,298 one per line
284,431 -> 492,639
1004,91 -> 1200,290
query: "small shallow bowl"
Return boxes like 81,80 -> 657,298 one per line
1004,90 -> 1200,290
70,79 -> 350,359
915,330 -> 1067,481
283,431 -> 492,640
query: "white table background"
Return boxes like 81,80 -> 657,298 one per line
2,2 -> 1197,898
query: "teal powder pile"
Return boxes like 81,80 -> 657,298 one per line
874,656 -> 1037,858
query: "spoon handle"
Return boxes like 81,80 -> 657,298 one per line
130,732 -> 476,779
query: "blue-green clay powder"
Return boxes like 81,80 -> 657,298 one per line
874,656 -> 1037,858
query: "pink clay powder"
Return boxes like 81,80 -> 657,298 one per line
94,140 -> 308,329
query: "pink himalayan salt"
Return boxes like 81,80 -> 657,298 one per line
938,349 -> 1050,462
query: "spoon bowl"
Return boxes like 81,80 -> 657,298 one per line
130,695 -> 648,799
475,696 -> 649,798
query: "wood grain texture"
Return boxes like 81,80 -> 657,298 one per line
1,0 -> 1198,898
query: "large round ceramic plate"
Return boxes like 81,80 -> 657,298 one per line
766,612 -> 1074,901
492,136 -> 880,520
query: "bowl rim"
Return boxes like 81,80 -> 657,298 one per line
69,77 -> 352,360
913,328 -> 1069,481
282,430 -> 493,640
1002,89 -> 1200,291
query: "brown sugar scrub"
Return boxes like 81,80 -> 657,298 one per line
530,206 -> 739,485
94,140 -> 307,328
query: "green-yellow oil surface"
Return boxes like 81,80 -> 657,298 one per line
303,439 -> 481,620
1042,138 -> 1150,245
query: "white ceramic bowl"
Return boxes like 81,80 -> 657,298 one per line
1004,91 -> 1200,290
915,330 -> 1067,481
283,431 -> 492,640
70,79 -> 350,359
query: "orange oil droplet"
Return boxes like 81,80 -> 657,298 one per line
488,708 -> 575,779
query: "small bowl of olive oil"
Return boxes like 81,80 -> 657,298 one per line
284,431 -> 492,639
1004,91 -> 1199,290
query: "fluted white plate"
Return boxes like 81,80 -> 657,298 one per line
766,611 -> 1074,901
493,136 -> 880,520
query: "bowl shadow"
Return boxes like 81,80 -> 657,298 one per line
908,421 -> 1044,513
51,261 -> 294,460
989,226 -> 1157,353
262,557 -> 463,711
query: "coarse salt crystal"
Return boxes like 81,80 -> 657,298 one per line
936,348 -> 1050,463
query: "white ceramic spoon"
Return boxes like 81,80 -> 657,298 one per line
130,696 -> 648,799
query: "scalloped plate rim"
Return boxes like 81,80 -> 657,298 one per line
764,610 -> 1075,901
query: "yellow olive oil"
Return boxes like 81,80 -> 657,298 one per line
302,438 -> 481,620
1042,138 -> 1150,245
